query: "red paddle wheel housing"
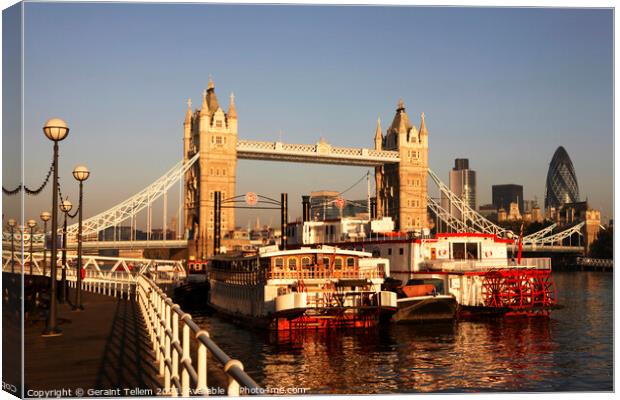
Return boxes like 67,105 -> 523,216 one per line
481,269 -> 556,316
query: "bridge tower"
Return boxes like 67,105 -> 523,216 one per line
584,209 -> 601,255
184,78 -> 237,258
376,100 -> 429,232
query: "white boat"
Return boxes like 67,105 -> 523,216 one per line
207,245 -> 398,330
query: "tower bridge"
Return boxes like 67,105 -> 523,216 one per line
183,79 -> 429,258
7,79 -> 596,259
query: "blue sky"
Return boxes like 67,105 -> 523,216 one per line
3,3 -> 614,227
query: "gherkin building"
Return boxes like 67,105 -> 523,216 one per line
544,146 -> 580,210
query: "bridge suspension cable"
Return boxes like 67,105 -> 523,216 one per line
65,153 -> 199,239
427,168 -> 515,239
427,196 -> 472,233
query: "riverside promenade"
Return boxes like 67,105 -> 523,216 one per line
1,257 -> 261,397
24,289 -> 163,396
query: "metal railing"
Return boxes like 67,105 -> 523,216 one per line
67,270 -> 137,300
136,275 -> 261,396
576,257 -> 613,268
2,250 -> 186,283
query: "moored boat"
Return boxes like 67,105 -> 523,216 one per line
207,245 -> 397,330
288,218 -> 557,318
390,278 -> 458,322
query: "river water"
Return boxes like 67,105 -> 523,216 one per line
193,271 -> 613,393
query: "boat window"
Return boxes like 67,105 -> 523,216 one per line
388,248 -> 392,255
399,248 -> 404,255
372,250 -> 380,257
301,257 -> 311,267
334,258 -> 343,269
452,243 -> 466,260
274,257 -> 284,268
346,257 -> 355,267
288,258 -> 297,270
466,243 -> 479,260
322,257 -> 330,267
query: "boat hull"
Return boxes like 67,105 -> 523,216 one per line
208,300 -> 396,330
392,295 -> 457,322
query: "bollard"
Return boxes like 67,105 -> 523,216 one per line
224,359 -> 244,396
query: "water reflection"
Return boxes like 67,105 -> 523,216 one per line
192,272 -> 612,393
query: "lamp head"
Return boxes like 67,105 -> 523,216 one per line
40,211 -> 51,222
27,219 -> 37,228
60,200 -> 73,213
72,165 -> 90,182
7,218 -> 16,228
43,118 -> 69,141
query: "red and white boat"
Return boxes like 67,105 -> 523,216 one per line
288,218 -> 557,318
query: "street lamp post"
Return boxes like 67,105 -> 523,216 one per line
40,212 -> 51,276
42,117 -> 69,337
7,219 -> 16,273
27,219 -> 37,275
59,200 -> 72,304
72,165 -> 90,311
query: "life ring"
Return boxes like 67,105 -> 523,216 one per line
438,249 -> 448,257
484,250 -> 493,258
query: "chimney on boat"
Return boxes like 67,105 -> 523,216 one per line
302,195 -> 311,223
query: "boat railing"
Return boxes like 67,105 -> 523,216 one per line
267,266 -> 383,280
421,257 -> 551,272
136,275 -> 262,396
304,290 -> 377,308
508,257 -> 552,269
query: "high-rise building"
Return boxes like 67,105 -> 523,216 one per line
445,158 -> 476,219
308,191 -> 371,220
545,146 -> 580,211
492,184 -> 523,213
309,190 -> 341,220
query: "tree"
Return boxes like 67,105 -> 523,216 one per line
589,226 -> 613,259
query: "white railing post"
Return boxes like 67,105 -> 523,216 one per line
196,330 -> 209,394
224,359 -> 244,396
159,297 -> 166,377
154,293 -> 161,359
180,316 -> 191,397
171,306 -> 180,397
164,302 -> 171,393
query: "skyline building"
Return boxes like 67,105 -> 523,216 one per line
441,158 -> 477,220
545,146 -> 580,211
492,184 -> 524,214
